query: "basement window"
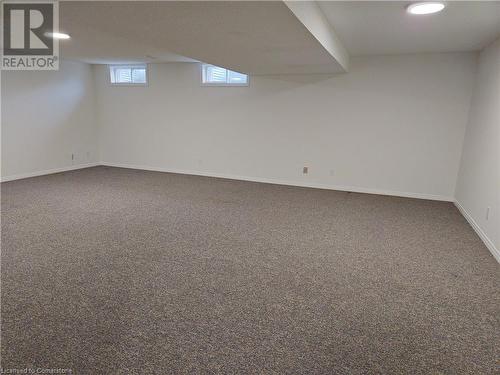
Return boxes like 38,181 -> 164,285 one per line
109,64 -> 147,85
201,64 -> 248,86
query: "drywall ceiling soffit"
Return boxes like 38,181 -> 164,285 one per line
59,1 -> 349,74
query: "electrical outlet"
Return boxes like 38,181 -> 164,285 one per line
486,207 -> 490,220
71,153 -> 75,161
86,151 -> 90,160
303,166 -> 308,174
329,169 -> 335,177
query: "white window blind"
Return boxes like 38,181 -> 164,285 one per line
109,65 -> 147,85
201,64 -> 248,86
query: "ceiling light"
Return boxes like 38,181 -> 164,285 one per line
46,32 -> 71,40
407,2 -> 445,15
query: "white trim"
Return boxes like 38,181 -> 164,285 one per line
4,161 -> 496,263
0,163 -> 100,182
100,161 -> 454,202
454,200 -> 500,263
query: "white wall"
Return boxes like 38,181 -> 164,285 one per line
1,60 -> 98,180
455,38 -> 500,261
95,53 -> 476,201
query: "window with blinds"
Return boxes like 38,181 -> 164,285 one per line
201,64 -> 248,86
109,65 -> 147,85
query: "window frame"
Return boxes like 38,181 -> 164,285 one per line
108,64 -> 149,87
200,63 -> 249,87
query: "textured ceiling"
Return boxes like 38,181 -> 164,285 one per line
318,1 -> 500,56
59,1 -> 500,73
60,1 -> 345,74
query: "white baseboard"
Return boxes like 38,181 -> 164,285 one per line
454,200 -> 500,263
0,163 -> 100,182
1,161 -> 455,202
100,161 -> 454,202
4,161 -> 494,262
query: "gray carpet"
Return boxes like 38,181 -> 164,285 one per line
1,166 -> 499,374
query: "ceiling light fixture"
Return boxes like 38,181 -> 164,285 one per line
407,2 -> 445,15
46,32 -> 71,40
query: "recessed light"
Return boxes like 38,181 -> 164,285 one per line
45,32 -> 71,40
407,2 -> 445,15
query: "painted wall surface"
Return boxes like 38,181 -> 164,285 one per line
1,60 -> 98,180
95,53 -> 476,200
456,38 -> 500,257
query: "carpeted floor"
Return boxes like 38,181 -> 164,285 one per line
1,166 -> 499,374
